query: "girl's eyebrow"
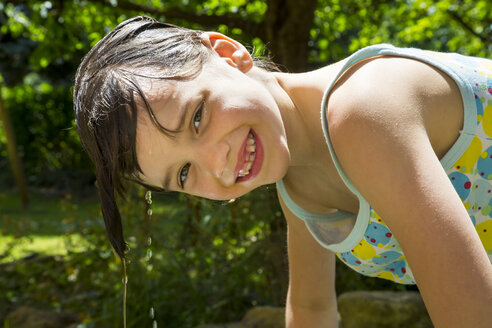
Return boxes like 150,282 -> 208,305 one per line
173,101 -> 189,131
162,168 -> 172,191
160,99 -> 193,190
156,95 -> 191,132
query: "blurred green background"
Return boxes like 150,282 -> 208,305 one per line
0,0 -> 490,327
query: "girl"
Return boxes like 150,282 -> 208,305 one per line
74,16 -> 492,327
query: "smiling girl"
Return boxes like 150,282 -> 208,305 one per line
74,16 -> 492,327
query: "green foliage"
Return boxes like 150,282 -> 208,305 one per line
311,0 -> 491,65
118,185 -> 287,327
0,185 -> 288,327
1,81 -> 89,187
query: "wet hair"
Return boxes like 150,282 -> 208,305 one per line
74,16 -> 211,259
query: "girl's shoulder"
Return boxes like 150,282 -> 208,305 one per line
325,53 -> 463,160
327,53 -> 459,121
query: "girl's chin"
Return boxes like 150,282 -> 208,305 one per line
204,188 -> 255,202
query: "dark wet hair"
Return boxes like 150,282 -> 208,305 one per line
73,16 -> 211,259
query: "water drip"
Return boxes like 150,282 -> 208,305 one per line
149,307 -> 155,319
145,190 -> 152,204
122,259 -> 128,328
122,190 -> 158,327
145,190 -> 157,327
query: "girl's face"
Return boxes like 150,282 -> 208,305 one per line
135,55 -> 290,200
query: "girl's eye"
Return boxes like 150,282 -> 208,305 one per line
179,163 -> 190,187
193,102 -> 203,132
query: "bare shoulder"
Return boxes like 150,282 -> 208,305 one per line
328,56 -> 458,125
326,55 -> 463,160
326,57 -> 429,175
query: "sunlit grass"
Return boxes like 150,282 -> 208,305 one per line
0,190 -> 100,234
0,189 -> 101,263
0,234 -> 91,263
0,188 -> 177,263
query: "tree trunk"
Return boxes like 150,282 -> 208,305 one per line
265,0 -> 318,72
0,85 -> 29,207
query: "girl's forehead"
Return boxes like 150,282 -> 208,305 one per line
135,79 -> 195,132
138,76 -> 206,104
136,78 -> 177,103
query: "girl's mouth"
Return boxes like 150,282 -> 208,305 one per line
235,129 -> 263,182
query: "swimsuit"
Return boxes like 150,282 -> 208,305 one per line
277,44 -> 492,284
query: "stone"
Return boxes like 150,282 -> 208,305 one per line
338,291 -> 433,328
4,306 -> 80,328
241,306 -> 285,328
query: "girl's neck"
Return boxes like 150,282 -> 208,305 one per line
251,63 -> 343,168
249,62 -> 360,213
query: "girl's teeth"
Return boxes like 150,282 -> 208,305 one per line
238,132 -> 257,178
239,154 -> 256,177
247,132 -> 255,145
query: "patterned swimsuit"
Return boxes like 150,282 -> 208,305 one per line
277,44 -> 492,284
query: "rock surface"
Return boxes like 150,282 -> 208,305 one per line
241,306 -> 284,328
338,291 -> 433,328
4,306 -> 80,328
194,306 -> 284,328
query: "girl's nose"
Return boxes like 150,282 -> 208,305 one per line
196,139 -> 231,182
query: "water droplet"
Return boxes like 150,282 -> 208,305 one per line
147,249 -> 153,259
147,209 -> 153,216
152,320 -> 158,328
147,237 -> 152,246
122,276 -> 128,284
149,307 -> 154,319
145,191 -> 152,204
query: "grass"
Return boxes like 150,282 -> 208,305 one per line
0,188 -> 101,262
0,188 -> 176,263
0,235 -> 91,261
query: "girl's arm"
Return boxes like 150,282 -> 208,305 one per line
327,58 -> 492,328
278,193 -> 339,328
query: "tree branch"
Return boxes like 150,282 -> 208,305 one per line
447,9 -> 490,43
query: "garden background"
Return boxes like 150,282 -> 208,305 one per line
0,0 -> 490,327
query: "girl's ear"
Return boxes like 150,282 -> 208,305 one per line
200,32 -> 253,73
